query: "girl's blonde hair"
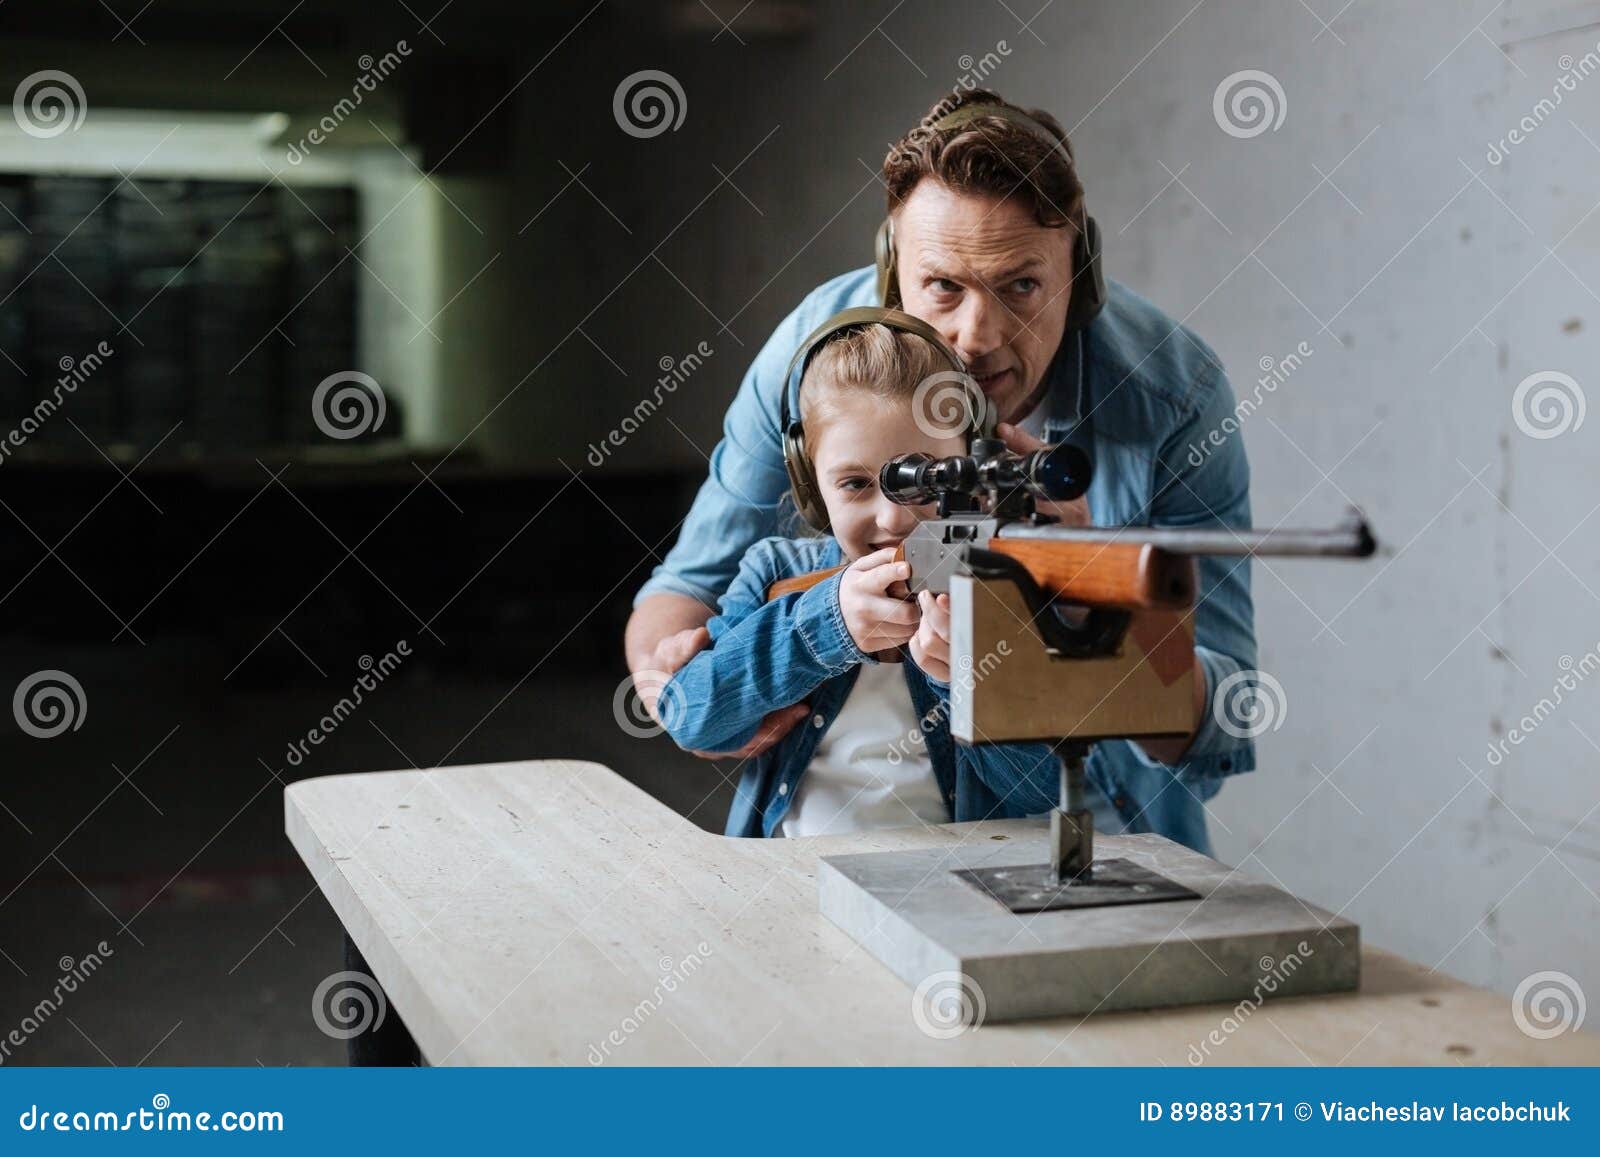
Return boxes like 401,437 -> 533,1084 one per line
798,322 -> 949,429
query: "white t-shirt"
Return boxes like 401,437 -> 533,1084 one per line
778,660 -> 948,837
1018,399 -> 1049,440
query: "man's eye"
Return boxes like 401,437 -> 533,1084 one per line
930,278 -> 961,294
1009,277 -> 1039,295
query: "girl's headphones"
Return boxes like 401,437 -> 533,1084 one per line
875,101 -> 1105,330
781,306 -> 990,532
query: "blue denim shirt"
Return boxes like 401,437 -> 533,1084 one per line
638,268 -> 1258,853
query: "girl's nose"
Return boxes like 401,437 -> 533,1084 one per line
876,498 -> 919,539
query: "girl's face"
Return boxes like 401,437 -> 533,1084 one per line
807,392 -> 967,561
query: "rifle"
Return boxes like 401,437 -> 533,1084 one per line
763,437 -> 1377,898
767,439 -> 1374,612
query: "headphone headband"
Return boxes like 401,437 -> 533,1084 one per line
779,307 -> 973,430
929,102 -> 1074,165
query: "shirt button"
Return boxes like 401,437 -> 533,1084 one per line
1113,796 -> 1127,809
812,715 -> 826,728
1220,759 -> 1232,771
778,782 -> 788,795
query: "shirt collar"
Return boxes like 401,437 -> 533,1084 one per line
1039,328 -> 1085,437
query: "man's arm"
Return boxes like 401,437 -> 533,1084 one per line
625,592 -> 712,689
629,287 -> 836,620
1131,359 -> 1259,773
622,333 -> 796,749
626,280 -> 862,749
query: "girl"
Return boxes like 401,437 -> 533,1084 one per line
656,317 -> 1065,837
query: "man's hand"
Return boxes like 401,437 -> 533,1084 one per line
908,590 -> 952,683
638,625 -> 810,762
839,548 -> 920,654
996,421 -> 1091,526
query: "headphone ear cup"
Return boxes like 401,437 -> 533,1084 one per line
783,423 -> 829,532
875,217 -> 898,308
1065,214 -> 1106,330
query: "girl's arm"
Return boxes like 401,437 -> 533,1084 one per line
659,541 -> 867,754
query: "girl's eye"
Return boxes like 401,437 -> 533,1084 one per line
838,477 -> 872,493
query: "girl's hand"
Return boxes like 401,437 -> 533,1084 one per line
839,548 -> 920,655
909,590 -> 952,683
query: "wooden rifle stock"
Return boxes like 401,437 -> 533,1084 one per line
983,540 -> 1194,609
764,547 -> 906,600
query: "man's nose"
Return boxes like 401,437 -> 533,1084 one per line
951,290 -> 1006,362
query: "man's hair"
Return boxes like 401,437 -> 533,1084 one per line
799,323 -> 946,429
881,88 -> 1083,231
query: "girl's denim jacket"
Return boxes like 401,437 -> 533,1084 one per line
659,534 -> 1218,853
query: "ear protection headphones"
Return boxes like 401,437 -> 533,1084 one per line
874,101 -> 1105,330
781,306 -> 990,532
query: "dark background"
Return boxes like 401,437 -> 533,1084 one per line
0,0 -> 751,1065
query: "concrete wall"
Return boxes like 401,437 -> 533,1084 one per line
549,0 -> 1599,1007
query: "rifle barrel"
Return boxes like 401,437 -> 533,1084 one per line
997,509 -> 1376,558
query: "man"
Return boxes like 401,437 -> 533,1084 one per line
625,89 -> 1256,855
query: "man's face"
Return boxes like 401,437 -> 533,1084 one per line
893,180 -> 1073,424
809,393 -> 967,562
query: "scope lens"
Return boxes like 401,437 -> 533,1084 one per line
1031,443 -> 1092,500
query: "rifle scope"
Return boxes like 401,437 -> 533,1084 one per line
879,439 -> 1092,507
